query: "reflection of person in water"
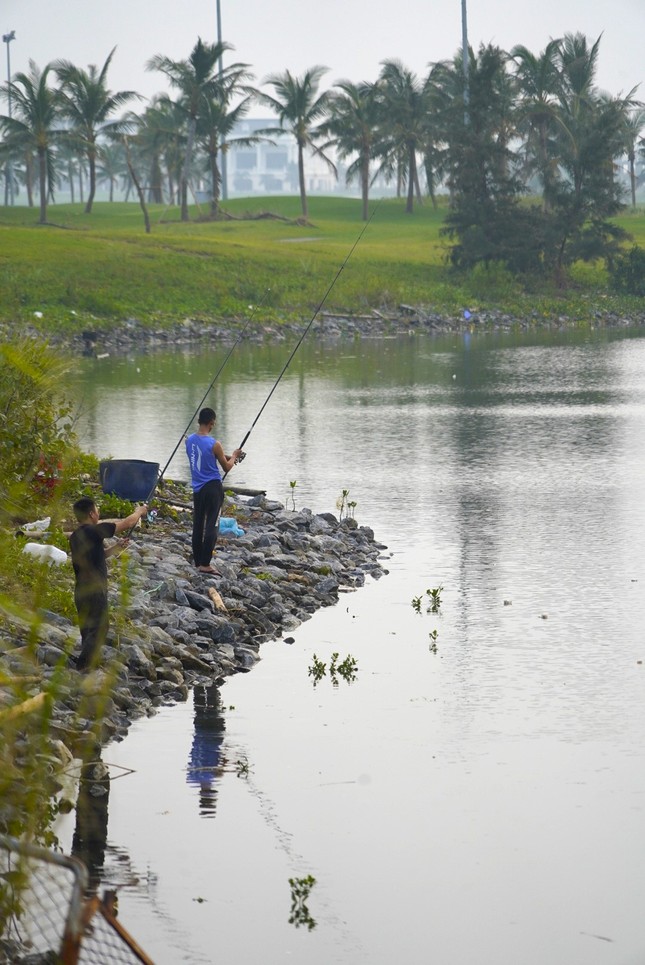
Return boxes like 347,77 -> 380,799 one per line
186,685 -> 226,816
71,757 -> 110,892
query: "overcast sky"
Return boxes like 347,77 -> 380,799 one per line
3,0 -> 643,114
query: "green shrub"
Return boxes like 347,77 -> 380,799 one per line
98,492 -> 135,518
0,340 -> 76,520
608,245 -> 645,296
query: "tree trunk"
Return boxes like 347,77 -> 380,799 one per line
424,157 -> 437,209
123,138 -> 150,234
149,156 -> 163,204
38,149 -> 47,224
406,146 -> 416,213
180,117 -> 197,222
629,153 -> 636,208
85,147 -> 96,214
209,144 -> 221,219
26,152 -> 34,207
414,163 -> 423,204
68,159 -> 75,204
361,155 -> 369,221
298,142 -> 308,218
79,166 -> 84,204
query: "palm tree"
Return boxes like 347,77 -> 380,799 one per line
511,40 -> 562,209
542,33 -> 635,273
258,66 -> 335,218
556,32 -> 601,105
146,37 -> 233,221
320,80 -> 381,220
0,137 -> 23,205
96,141 -> 128,201
53,47 -> 138,213
621,108 -> 645,207
553,33 -> 633,208
423,58 -> 464,204
377,60 -> 430,213
196,81 -> 258,218
126,96 -> 186,204
0,60 -> 60,223
57,135 -> 82,203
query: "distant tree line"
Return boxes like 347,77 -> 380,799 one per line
1,33 -> 645,281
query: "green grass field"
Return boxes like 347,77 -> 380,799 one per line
1,195 -> 644,335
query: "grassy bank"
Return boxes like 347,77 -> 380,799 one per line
2,195 -> 645,336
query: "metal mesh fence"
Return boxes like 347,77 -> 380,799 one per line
78,900 -> 154,965
0,836 -> 154,965
0,834 -> 86,964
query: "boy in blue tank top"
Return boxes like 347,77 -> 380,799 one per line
185,407 -> 244,574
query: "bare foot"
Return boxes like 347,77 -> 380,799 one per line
196,565 -> 219,574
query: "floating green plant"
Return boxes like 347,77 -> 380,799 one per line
308,654 -> 327,685
426,586 -> 444,612
236,756 -> 250,778
330,652 -> 358,685
308,652 -> 358,686
412,586 -> 444,614
288,875 -> 317,931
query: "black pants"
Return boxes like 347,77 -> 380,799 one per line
75,590 -> 109,671
192,479 -> 224,566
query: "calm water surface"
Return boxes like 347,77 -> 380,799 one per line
58,329 -> 645,964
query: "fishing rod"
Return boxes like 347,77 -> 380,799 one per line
135,288 -> 272,514
224,200 -> 382,477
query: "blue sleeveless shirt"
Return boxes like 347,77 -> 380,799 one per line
185,433 -> 222,491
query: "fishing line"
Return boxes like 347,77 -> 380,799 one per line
225,200 -> 382,476
139,288 -> 272,509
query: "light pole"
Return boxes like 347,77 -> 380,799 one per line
216,0 -> 228,200
460,0 -> 469,124
2,30 -> 15,205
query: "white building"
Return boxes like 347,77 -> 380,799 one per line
226,118 -> 338,196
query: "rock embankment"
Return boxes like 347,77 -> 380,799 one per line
0,491 -> 387,809
10,304 -> 645,357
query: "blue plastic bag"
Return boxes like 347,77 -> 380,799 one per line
219,516 -> 245,537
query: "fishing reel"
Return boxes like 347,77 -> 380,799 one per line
235,451 -> 247,464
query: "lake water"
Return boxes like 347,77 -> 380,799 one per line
57,327 -> 645,964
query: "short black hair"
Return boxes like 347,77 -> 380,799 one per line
198,407 -> 216,425
73,497 -> 96,522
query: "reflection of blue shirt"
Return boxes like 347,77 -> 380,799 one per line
187,730 -> 222,780
187,685 -> 225,817
185,433 -> 222,491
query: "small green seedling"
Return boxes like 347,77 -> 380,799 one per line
336,489 -> 349,520
288,479 -> 297,511
428,629 -> 438,653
